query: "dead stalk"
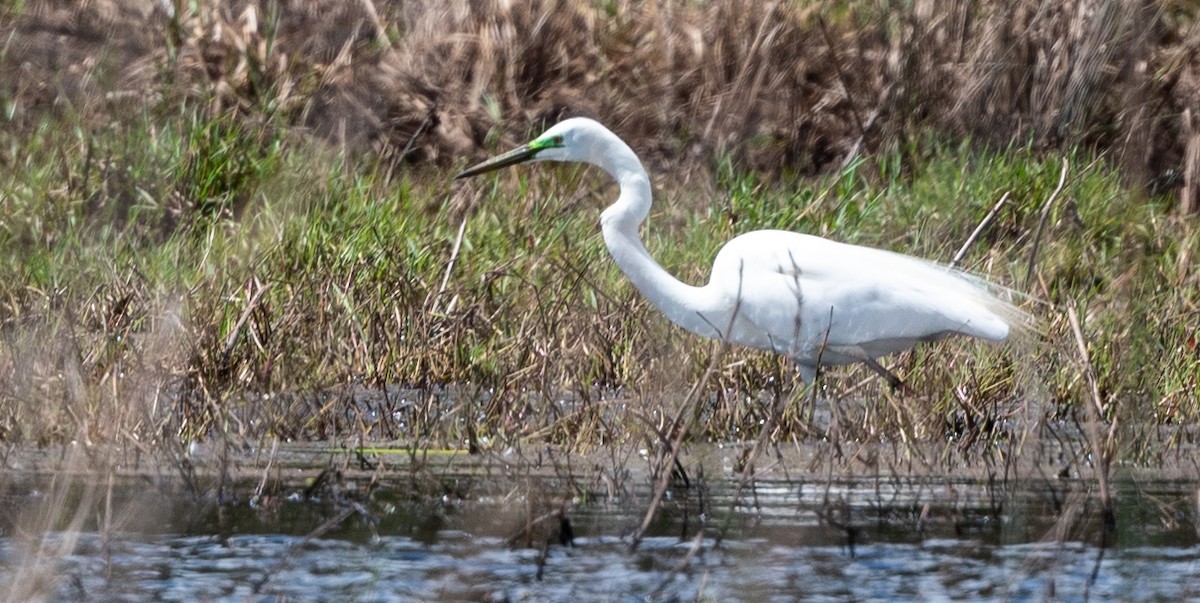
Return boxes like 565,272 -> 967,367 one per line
223,277 -> 270,356
817,15 -> 867,145
951,191 -> 1010,268
628,340 -> 727,552
430,217 -> 468,316
1065,304 -> 1114,519
1024,160 -> 1069,288
714,383 -> 791,547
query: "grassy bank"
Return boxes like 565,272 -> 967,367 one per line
0,0 -> 1198,463
1,106 -> 1197,462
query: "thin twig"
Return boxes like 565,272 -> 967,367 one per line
841,84 -> 893,171
1066,302 -> 1119,589
1065,305 -> 1113,517
1024,160 -> 1069,288
713,384 -> 789,547
649,530 -> 707,598
357,0 -> 391,47
398,110 -> 434,163
627,342 -> 726,552
630,260 -> 749,552
817,15 -> 867,145
702,2 -> 779,143
429,217 -> 468,315
951,191 -> 1010,268
223,277 -> 270,356
252,438 -> 280,503
252,505 -> 359,594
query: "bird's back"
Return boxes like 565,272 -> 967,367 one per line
705,230 -> 1019,365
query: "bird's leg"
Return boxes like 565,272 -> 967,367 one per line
861,357 -> 915,395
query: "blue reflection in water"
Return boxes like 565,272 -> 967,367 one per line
1,469 -> 1197,602
3,530 -> 1198,602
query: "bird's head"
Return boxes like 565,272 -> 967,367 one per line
455,118 -> 611,179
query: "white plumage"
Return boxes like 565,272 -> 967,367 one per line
458,117 -> 1021,386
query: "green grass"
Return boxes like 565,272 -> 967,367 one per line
0,107 -> 1196,462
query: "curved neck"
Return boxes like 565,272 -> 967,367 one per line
595,158 -> 712,336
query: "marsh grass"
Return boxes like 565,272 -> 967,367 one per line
2,99 -> 1196,469
0,0 -> 1197,466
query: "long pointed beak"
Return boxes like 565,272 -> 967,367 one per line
455,144 -> 539,179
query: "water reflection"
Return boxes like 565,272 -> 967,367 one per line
1,454 -> 1198,601
7,530 -> 1198,602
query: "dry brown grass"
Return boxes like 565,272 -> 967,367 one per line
1,0 -> 1198,459
3,0 -> 1199,204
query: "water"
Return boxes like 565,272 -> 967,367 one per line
2,447 -> 1199,602
18,531 -> 1200,602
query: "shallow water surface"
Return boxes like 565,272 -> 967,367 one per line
2,446 -> 1199,602
22,530 -> 1200,602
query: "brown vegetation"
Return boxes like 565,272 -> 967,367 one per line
1,1 -> 1199,458
4,0 -> 1200,204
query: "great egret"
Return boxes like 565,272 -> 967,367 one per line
456,118 -> 1021,388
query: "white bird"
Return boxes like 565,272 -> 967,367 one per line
456,118 -> 1022,389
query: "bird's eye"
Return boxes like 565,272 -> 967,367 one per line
551,135 -> 565,146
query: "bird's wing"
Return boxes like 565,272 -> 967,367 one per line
710,231 -> 1013,361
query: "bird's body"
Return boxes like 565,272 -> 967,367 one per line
457,118 -> 1020,386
